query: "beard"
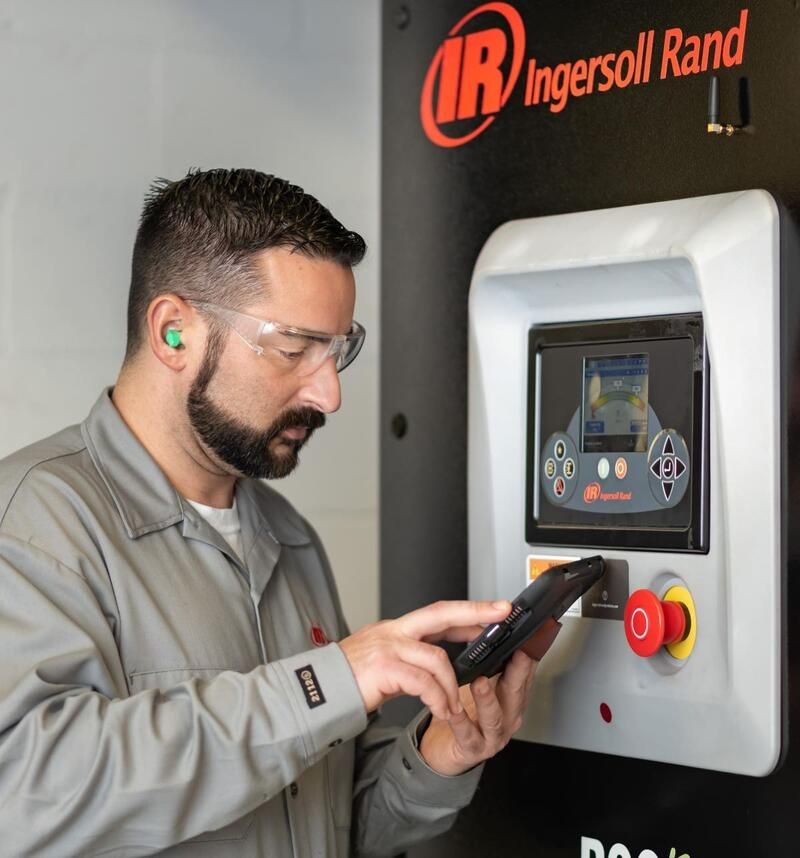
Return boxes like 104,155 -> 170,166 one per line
186,329 -> 326,479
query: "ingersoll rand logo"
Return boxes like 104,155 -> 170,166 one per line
420,2 -> 525,148
584,482 -> 602,503
583,482 -> 633,503
420,3 -> 749,147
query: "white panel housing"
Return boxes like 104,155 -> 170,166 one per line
468,191 -> 782,775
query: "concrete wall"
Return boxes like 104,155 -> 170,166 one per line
0,0 -> 380,630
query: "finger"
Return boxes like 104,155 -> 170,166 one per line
519,618 -> 562,662
500,648 -> 534,695
421,624 -> 486,644
392,663 -> 452,722
447,707 -> 485,760
524,656 -> 539,694
459,674 -> 498,718
396,640 -> 461,715
470,676 -> 506,745
400,600 -> 512,641
497,648 -> 535,718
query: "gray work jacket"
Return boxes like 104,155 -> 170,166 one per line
0,390 -> 482,857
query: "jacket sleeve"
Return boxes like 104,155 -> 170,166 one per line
350,708 -> 484,858
304,523 -> 485,858
0,533 -> 368,857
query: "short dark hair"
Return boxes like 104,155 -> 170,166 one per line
124,168 -> 366,362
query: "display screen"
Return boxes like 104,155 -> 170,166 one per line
527,316 -> 705,552
582,353 -> 649,453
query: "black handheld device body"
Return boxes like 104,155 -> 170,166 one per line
451,555 -> 605,685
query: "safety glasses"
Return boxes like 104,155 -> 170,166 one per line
192,301 -> 365,376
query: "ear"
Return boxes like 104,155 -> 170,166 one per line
146,294 -> 196,371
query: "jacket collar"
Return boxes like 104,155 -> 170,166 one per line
81,389 -> 310,546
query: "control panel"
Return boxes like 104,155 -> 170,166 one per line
468,191 -> 786,776
528,315 -> 707,551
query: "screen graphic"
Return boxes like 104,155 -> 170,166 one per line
582,354 -> 650,453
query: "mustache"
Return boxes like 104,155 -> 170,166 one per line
265,407 -> 326,443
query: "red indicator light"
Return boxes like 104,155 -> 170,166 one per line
600,702 -> 612,723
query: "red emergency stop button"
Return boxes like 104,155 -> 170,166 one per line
624,589 -> 687,657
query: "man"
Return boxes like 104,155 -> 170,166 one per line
0,169 -> 557,856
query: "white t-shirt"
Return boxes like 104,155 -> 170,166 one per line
187,496 -> 243,563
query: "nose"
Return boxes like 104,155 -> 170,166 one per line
299,356 -> 342,413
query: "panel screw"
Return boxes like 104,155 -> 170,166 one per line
394,5 -> 410,29
391,413 -> 408,438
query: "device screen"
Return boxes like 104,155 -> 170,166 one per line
581,353 -> 650,453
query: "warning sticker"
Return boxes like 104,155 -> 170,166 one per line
527,554 -> 582,617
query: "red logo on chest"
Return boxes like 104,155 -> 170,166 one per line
310,625 -> 329,647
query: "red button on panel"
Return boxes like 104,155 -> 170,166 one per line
624,589 -> 686,657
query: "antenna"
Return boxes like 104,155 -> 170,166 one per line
708,75 -> 719,127
707,75 -> 749,136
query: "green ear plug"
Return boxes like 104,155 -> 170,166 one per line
165,329 -> 182,348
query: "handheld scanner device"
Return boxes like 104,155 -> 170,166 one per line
451,555 -> 606,685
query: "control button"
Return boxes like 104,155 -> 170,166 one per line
597,458 -> 610,480
647,429 -> 691,508
485,624 -> 512,646
624,589 -> 687,658
629,606 -> 649,640
614,457 -> 627,479
544,433 -> 578,504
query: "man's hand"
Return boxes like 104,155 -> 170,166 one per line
418,619 -> 562,776
339,600 -> 512,722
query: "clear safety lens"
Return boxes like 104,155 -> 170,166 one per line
194,303 -> 365,376
257,319 -> 365,375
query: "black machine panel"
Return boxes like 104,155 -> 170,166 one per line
381,1 -> 800,856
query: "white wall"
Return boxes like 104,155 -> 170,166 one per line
0,0 -> 380,631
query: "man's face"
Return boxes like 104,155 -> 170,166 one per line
186,247 -> 356,479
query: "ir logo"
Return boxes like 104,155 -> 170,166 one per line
420,1 -> 525,147
583,482 -> 602,503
